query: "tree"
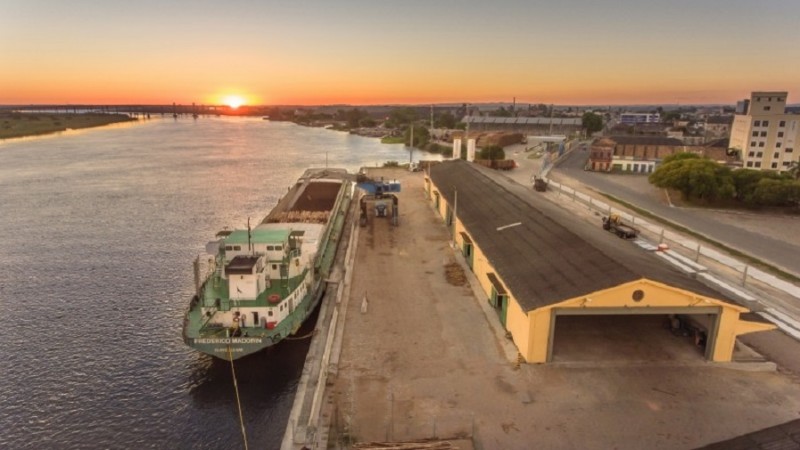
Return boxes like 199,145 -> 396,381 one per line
582,112 -> 603,135
435,112 -> 456,129
488,106 -> 512,117
649,155 -> 734,202
403,125 -> 430,147
386,107 -> 418,128
788,161 -> 800,180
478,145 -> 505,160
751,178 -> 800,207
338,108 -> 368,128
731,169 -> 765,204
662,152 -> 701,164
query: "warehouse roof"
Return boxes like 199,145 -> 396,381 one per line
429,160 -> 735,311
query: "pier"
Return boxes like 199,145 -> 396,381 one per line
282,166 -> 800,450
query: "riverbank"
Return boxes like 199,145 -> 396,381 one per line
0,112 -> 136,140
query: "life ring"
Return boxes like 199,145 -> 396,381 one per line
268,294 -> 281,304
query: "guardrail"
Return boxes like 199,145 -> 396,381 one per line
541,177 -> 800,340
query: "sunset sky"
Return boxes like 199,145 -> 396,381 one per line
2,0 -> 800,106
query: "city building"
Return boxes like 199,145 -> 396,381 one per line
620,112 -> 660,124
729,91 -> 800,171
461,116 -> 582,136
704,115 -> 734,140
587,136 -> 734,173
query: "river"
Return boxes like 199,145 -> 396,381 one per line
0,117 -> 436,449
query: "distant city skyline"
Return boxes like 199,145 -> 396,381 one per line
2,0 -> 800,106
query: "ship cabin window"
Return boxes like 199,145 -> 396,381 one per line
274,245 -> 283,252
268,311 -> 273,317
272,264 -> 277,270
225,245 -> 232,251
267,245 -> 274,251
233,245 -> 241,251
252,312 -> 259,324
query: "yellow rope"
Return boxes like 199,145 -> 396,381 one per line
284,329 -> 317,340
227,345 -> 250,450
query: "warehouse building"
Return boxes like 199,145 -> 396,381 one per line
425,160 -> 772,363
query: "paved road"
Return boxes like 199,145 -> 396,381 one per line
550,149 -> 800,276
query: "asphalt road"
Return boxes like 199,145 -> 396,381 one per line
550,148 -> 800,276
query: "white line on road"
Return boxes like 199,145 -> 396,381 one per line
758,311 -> 800,341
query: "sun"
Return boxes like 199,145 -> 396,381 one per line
223,95 -> 245,109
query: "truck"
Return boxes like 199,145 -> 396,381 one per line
602,214 -> 638,239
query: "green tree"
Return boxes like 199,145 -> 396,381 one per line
435,112 -> 456,129
649,156 -> 734,202
488,106 -> 512,117
404,125 -> 430,147
582,112 -> 603,135
752,178 -> 800,207
386,107 -> 418,128
731,169 -> 766,204
788,161 -> 800,180
478,145 -> 505,160
662,152 -> 701,164
335,108 -> 369,128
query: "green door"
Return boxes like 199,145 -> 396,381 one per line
499,295 -> 508,326
463,243 -> 473,269
490,286 -> 507,326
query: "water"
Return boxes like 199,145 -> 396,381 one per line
0,117 -> 436,449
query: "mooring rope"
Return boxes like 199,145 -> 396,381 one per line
227,345 -> 249,450
284,329 -> 317,340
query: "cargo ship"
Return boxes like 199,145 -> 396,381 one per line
183,168 -> 352,360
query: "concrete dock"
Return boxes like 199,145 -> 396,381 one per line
284,166 -> 800,450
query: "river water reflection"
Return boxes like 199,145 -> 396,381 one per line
0,117 -> 436,449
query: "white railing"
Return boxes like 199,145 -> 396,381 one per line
542,178 -> 800,340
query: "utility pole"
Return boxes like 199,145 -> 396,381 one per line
409,124 -> 414,165
430,104 -> 434,139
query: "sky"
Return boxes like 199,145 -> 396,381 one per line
2,0 -> 800,106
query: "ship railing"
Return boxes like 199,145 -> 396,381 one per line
198,305 -> 220,332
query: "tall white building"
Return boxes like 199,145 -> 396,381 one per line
729,91 -> 799,171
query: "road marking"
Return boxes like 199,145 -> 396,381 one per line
697,273 -> 757,302
655,252 -> 697,274
496,222 -> 522,231
758,310 -> 800,341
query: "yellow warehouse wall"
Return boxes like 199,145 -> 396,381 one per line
552,279 -> 747,311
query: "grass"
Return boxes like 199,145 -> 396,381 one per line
0,112 -> 136,140
380,136 -> 406,144
598,192 -> 800,284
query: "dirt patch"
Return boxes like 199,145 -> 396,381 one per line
444,262 -> 467,286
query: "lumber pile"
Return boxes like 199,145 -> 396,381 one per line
267,210 -> 330,224
353,440 -> 458,450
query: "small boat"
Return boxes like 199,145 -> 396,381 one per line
183,168 -> 353,360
